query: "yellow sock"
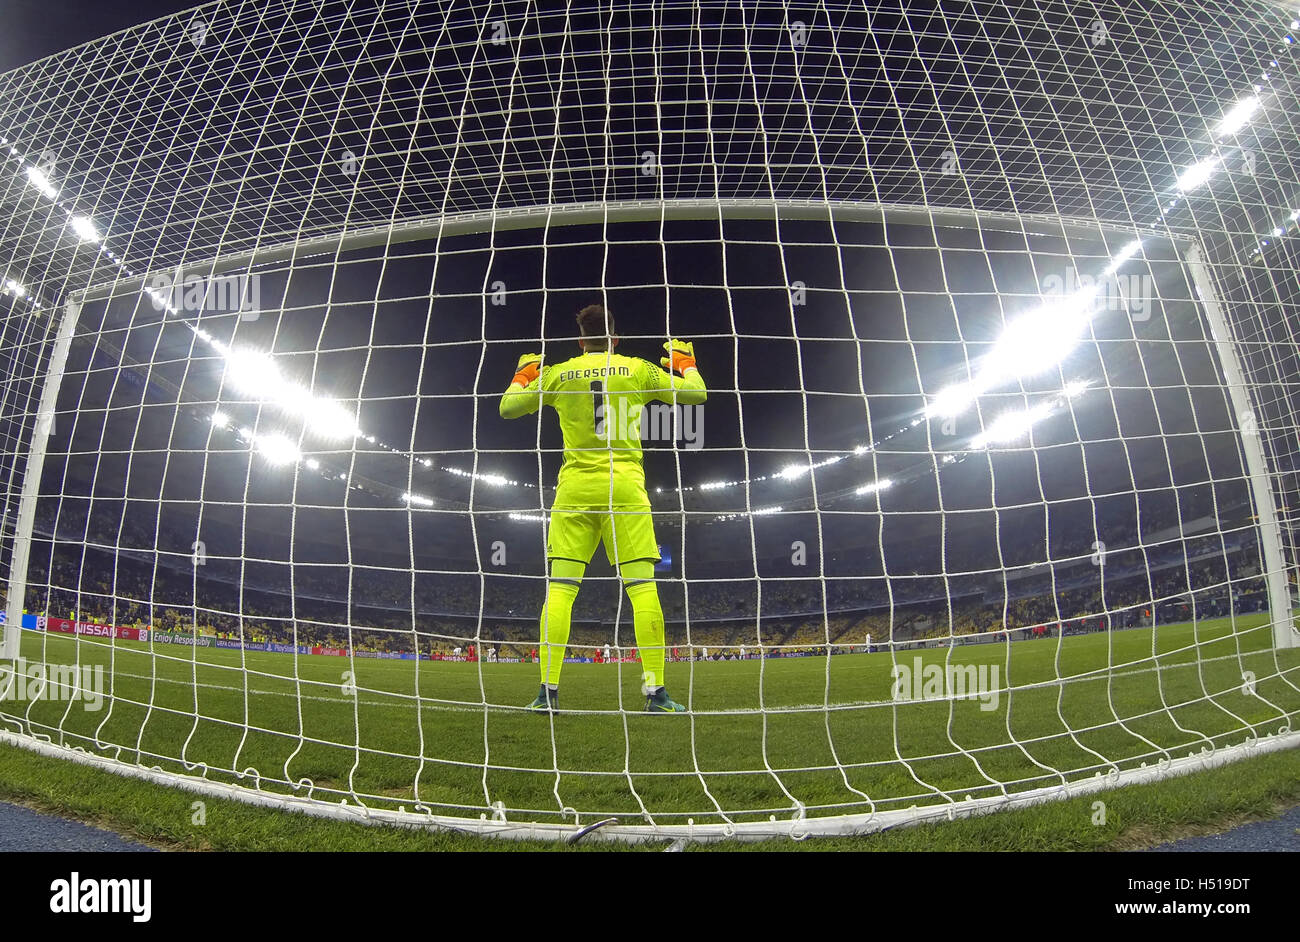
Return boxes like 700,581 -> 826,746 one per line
623,561 -> 666,688
539,560 -> 583,686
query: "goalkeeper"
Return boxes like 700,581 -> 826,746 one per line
500,304 -> 706,713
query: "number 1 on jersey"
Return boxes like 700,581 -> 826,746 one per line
591,380 -> 605,437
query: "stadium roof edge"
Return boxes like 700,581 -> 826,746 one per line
73,198 -> 1187,306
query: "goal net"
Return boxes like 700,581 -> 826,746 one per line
1,0 -> 1298,842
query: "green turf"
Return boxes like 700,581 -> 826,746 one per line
4,731 -> 1300,850
5,613 -> 1298,830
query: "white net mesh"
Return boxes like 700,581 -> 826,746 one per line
1,0 -> 1298,841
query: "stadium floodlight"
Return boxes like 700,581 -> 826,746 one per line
401,491 -> 434,507
68,215 -> 100,243
699,480 -> 730,490
1175,156 -> 1221,193
210,410 -> 231,429
1062,379 -> 1091,399
3,279 -> 26,298
251,432 -> 301,467
221,346 -> 281,397
281,389 -> 359,441
926,379 -> 987,419
970,402 -> 1056,449
220,346 -> 358,441
984,293 -> 1097,383
856,478 -> 893,495
24,165 -> 57,199
778,463 -> 810,480
1216,95 -> 1261,136
305,458 -> 320,470
1104,239 -> 1144,273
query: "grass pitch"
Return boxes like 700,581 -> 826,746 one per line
7,613 -> 1299,828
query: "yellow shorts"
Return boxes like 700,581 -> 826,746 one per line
546,503 -> 660,566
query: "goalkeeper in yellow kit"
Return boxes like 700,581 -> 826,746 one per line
500,304 -> 706,712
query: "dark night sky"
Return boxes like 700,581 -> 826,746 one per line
0,0 -> 201,74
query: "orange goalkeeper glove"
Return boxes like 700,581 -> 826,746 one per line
660,339 -> 697,376
511,353 -> 542,386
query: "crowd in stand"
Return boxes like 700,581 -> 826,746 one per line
17,515 -> 1269,662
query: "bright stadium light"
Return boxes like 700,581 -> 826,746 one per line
3,279 -> 26,298
1175,156 -> 1221,193
402,492 -> 434,507
24,165 -> 57,199
210,410 -> 230,429
68,215 -> 100,242
970,402 -> 1056,449
252,432 -> 301,467
779,463 -> 811,480
1104,239 -> 1143,273
305,458 -> 320,470
856,478 -> 893,495
222,347 -> 281,397
926,380 -> 987,419
1062,379 -> 1091,399
283,389 -> 359,441
1216,95 -> 1260,136
983,286 -> 1101,384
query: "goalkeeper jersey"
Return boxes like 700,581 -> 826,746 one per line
500,349 -> 707,504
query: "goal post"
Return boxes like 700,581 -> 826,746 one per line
1184,242 -> 1295,651
73,199 -> 1174,308
2,298 -> 80,660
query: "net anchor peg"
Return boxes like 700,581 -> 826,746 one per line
566,817 -> 618,845
489,800 -> 507,822
789,801 -> 809,839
